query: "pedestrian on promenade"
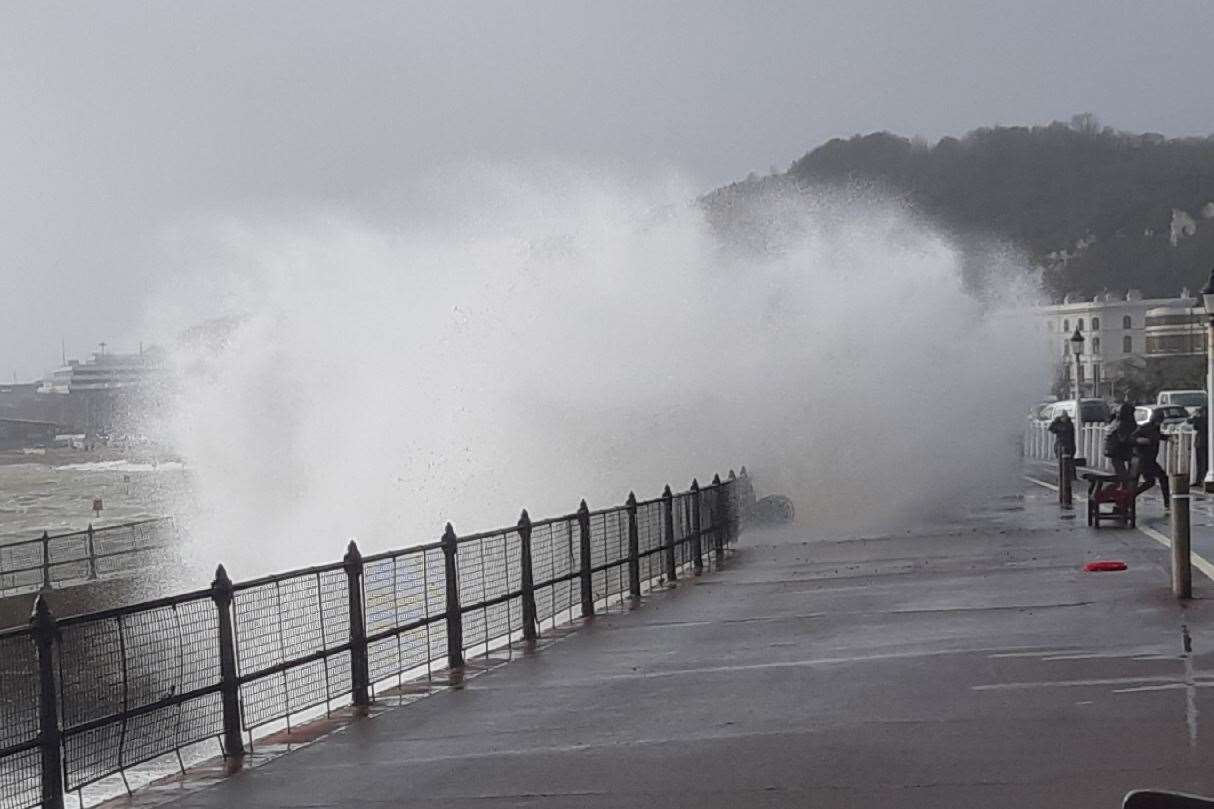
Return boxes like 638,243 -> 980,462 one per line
1132,409 -> 1171,509
1190,405 -> 1208,482
1105,402 -> 1137,485
1048,411 -> 1076,478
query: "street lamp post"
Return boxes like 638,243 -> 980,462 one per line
1070,328 -> 1085,464
1201,269 -> 1214,491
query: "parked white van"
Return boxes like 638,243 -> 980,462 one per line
1156,390 -> 1206,414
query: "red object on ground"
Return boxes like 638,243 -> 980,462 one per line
1083,560 -> 1127,572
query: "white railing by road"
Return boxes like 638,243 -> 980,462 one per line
1024,420 -> 1199,480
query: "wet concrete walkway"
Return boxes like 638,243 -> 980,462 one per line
145,479 -> 1214,809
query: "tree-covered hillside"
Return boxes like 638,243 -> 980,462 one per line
705,116 -> 1214,301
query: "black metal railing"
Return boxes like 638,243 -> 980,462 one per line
0,469 -> 754,809
0,519 -> 177,596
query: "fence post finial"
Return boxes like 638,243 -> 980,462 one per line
210,563 -> 245,763
661,484 -> 676,582
343,540 -> 370,712
728,469 -> 736,480
577,500 -> 594,618
31,594 -> 63,809
517,509 -> 537,644
712,473 -> 722,486
625,492 -> 641,600
689,479 -> 704,575
441,523 -> 464,670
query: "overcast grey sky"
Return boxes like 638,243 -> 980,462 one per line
3,1 -> 1213,379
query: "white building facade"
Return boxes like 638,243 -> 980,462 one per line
1038,289 -> 1203,398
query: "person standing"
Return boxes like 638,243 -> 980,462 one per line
1132,409 -> 1171,509
1189,405 -> 1208,483
1105,402 -> 1137,485
1048,411 -> 1076,478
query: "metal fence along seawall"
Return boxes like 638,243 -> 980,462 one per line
0,470 -> 754,809
0,519 -> 177,597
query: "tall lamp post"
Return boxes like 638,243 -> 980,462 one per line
1070,328 -> 1085,464
1202,269 -> 1214,491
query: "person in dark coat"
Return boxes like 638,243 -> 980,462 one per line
1189,405 -> 1208,483
1132,409 -> 1171,508
1048,411 -> 1075,460
1105,402 -> 1137,484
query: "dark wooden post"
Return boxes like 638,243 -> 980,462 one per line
210,565 -> 245,760
40,531 -> 51,592
626,492 -> 641,599
711,473 -> 726,560
662,484 -> 677,582
518,510 -> 538,644
577,500 -> 594,617
343,541 -> 370,711
86,524 -> 98,580
31,595 -> 64,809
441,523 -> 465,669
690,479 -> 704,575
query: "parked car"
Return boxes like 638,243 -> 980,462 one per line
1042,399 -> 1110,423
1156,389 -> 1207,415
1029,400 -> 1056,422
1133,404 -> 1190,426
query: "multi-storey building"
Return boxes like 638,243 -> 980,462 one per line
1039,289 -> 1204,398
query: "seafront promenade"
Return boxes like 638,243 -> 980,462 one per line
121,478 -> 1214,809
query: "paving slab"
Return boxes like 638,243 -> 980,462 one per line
138,479 -> 1214,809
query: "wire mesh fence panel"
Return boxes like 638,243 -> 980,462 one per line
0,542 -> 43,592
588,510 -> 627,603
423,547 -> 447,667
700,487 -> 718,566
456,536 -> 487,654
531,518 -> 577,629
455,531 -> 521,656
672,493 -> 692,569
363,551 -> 436,687
636,500 -> 664,586
46,534 -> 90,585
0,629 -> 39,809
58,595 -> 223,791
234,567 -> 351,730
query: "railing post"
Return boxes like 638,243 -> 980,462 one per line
1171,476 -> 1192,599
690,479 -> 704,575
626,492 -> 641,599
210,565 -> 245,762
711,474 -> 726,561
517,510 -> 538,644
662,485 -> 677,582
343,541 -> 370,711
86,523 -> 98,580
441,523 -> 465,669
577,500 -> 594,618
1059,452 -> 1073,508
31,595 -> 64,809
40,531 -> 51,592
727,469 -> 739,543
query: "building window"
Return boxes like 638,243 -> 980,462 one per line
1123,315 -> 1132,329
1078,364 -> 1085,383
1064,318 -> 1070,331
1123,335 -> 1132,353
1092,317 -> 1100,331
1092,337 -> 1101,353
1077,318 -> 1085,331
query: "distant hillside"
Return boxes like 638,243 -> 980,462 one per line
704,116 -> 1214,301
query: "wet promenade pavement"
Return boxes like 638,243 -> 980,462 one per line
139,479 -> 1214,809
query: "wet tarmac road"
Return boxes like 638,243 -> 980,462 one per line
144,479 -> 1214,809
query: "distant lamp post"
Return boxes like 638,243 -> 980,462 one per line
1070,328 -> 1085,464
1201,269 -> 1214,490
